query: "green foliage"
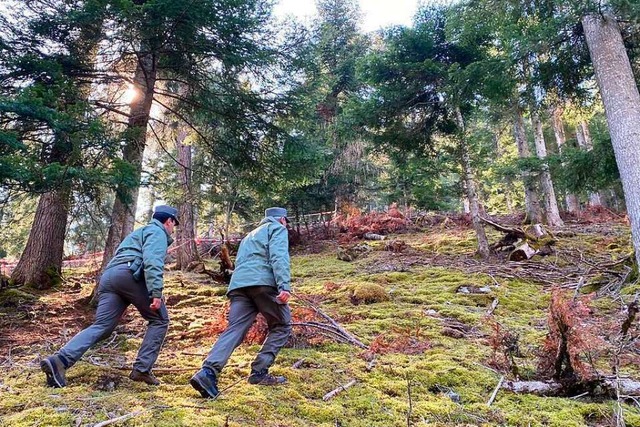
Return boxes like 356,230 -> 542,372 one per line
551,139 -> 620,194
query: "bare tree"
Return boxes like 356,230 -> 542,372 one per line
513,107 -> 543,223
456,107 -> 490,258
532,112 -> 563,226
551,106 -> 580,213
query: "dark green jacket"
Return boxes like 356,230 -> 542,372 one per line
106,219 -> 173,298
228,217 -> 291,293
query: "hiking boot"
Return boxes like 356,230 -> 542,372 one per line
40,355 -> 67,388
190,369 -> 219,398
247,370 -> 287,386
129,369 -> 160,386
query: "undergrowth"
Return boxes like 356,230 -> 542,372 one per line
1,221 -> 639,426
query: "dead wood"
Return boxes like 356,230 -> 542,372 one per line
486,298 -> 499,316
323,379 -> 357,401
509,242 -> 538,261
487,375 -> 505,406
293,294 -> 368,349
92,410 -> 147,427
337,243 -> 372,262
503,377 -> 640,398
384,239 -> 407,253
480,217 -> 555,260
363,233 -> 386,241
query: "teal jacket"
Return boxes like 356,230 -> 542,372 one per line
106,219 -> 174,298
228,217 -> 291,294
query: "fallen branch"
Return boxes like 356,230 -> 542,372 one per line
293,295 -> 368,349
487,375 -> 504,406
92,410 -> 146,427
486,298 -> 499,316
323,379 -> 357,401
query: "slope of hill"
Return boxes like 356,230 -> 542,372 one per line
1,220 -> 639,426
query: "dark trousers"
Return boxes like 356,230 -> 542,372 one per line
57,264 -> 169,372
202,286 -> 292,376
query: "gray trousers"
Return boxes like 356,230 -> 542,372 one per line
202,286 -> 291,376
57,264 -> 169,372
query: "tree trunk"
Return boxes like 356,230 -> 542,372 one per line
551,106 -> 580,213
583,13 -> 640,266
100,51 -> 157,271
456,107 -> 490,258
532,112 -> 564,226
11,188 -> 70,289
11,16 -> 102,289
513,107 -> 543,223
575,120 -> 604,207
175,129 -> 199,270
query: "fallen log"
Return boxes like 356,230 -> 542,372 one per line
363,233 -> 385,241
509,242 -> 538,261
503,377 -> 640,397
480,217 -> 555,260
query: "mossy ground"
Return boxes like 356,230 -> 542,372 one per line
1,221 -> 638,426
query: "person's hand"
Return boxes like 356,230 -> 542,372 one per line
276,290 -> 291,304
150,297 -> 163,311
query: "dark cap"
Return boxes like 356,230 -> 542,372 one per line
154,205 -> 180,225
265,207 -> 289,222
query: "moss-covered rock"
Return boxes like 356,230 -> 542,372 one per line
0,288 -> 36,307
351,283 -> 390,304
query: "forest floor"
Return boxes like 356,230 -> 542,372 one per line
2,215 -> 640,426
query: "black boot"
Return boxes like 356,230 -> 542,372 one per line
248,369 -> 286,385
41,355 -> 67,388
129,369 -> 160,386
190,368 -> 219,398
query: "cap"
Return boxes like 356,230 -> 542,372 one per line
154,205 -> 180,225
265,207 -> 289,222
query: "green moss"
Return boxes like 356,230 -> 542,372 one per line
0,288 -> 37,307
2,227 -> 634,427
351,283 -> 390,304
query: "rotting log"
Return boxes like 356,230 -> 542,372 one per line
503,378 -> 640,397
480,217 -> 555,260
509,242 -> 538,261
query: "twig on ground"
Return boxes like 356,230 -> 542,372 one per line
323,379 -> 357,401
486,298 -> 499,316
366,357 -> 377,372
406,376 -> 413,427
213,376 -> 248,400
292,294 -> 368,349
569,392 -> 589,400
292,358 -> 306,369
487,375 -> 504,406
91,410 -> 146,427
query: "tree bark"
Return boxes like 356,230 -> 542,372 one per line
11,188 -> 70,289
513,107 -> 543,223
583,13 -> 640,267
532,112 -> 563,226
551,106 -> 580,213
175,129 -> 199,270
456,107 -> 490,258
100,51 -> 157,271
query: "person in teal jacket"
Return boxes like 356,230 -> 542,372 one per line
190,207 -> 292,399
40,205 -> 179,388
